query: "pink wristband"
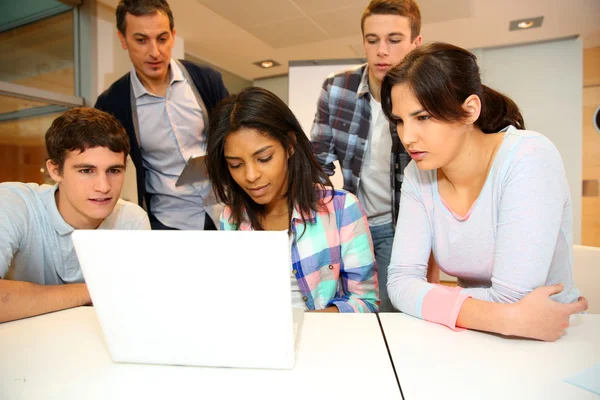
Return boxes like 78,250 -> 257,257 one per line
421,285 -> 471,331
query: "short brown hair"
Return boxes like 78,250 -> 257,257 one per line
116,0 -> 174,35
45,107 -> 130,173
361,0 -> 422,41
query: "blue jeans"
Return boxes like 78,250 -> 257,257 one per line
369,222 -> 396,312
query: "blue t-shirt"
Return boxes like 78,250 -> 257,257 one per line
0,183 -> 150,284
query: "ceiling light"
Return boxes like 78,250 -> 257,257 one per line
253,59 -> 280,69
517,21 -> 534,29
509,16 -> 543,31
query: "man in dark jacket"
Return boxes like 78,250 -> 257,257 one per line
95,0 -> 228,230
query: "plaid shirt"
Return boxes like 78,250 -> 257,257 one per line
220,189 -> 379,313
310,64 -> 411,224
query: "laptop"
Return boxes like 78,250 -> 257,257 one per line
72,230 -> 303,370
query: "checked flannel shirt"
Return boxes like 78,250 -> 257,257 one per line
310,64 -> 411,224
220,189 -> 379,313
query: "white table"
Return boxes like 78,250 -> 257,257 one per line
379,313 -> 600,400
0,307 -> 401,400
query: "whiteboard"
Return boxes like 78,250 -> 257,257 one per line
288,59 -> 364,188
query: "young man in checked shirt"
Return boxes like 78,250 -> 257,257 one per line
311,0 -> 422,311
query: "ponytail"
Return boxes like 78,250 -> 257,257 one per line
478,85 -> 525,133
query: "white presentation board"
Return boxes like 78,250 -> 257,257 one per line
288,59 -> 364,188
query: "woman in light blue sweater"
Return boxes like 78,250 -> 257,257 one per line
382,42 -> 588,341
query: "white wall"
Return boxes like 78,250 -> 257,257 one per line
187,54 -> 251,94
478,38 -> 583,244
253,75 -> 289,105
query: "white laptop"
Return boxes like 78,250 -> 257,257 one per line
72,230 -> 303,370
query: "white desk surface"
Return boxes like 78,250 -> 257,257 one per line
379,313 -> 600,400
0,307 -> 401,400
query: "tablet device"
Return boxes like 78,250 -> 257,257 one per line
175,155 -> 209,187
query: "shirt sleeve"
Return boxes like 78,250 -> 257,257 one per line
462,137 -> 570,303
329,192 -> 380,313
0,188 -> 28,278
134,213 -> 151,230
112,202 -> 151,230
387,164 -> 470,330
310,77 -> 337,177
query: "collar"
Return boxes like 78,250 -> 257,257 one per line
357,64 -> 371,99
236,205 -> 317,231
291,206 -> 317,225
238,216 -> 253,231
130,59 -> 184,99
41,184 -> 74,236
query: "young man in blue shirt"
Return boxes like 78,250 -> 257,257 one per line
0,107 -> 149,323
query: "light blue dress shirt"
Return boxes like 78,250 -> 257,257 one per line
131,59 -> 214,230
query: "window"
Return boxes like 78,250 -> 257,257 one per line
0,11 -> 75,95
0,1 -> 83,184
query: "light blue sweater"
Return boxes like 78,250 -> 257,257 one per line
388,126 -> 580,325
